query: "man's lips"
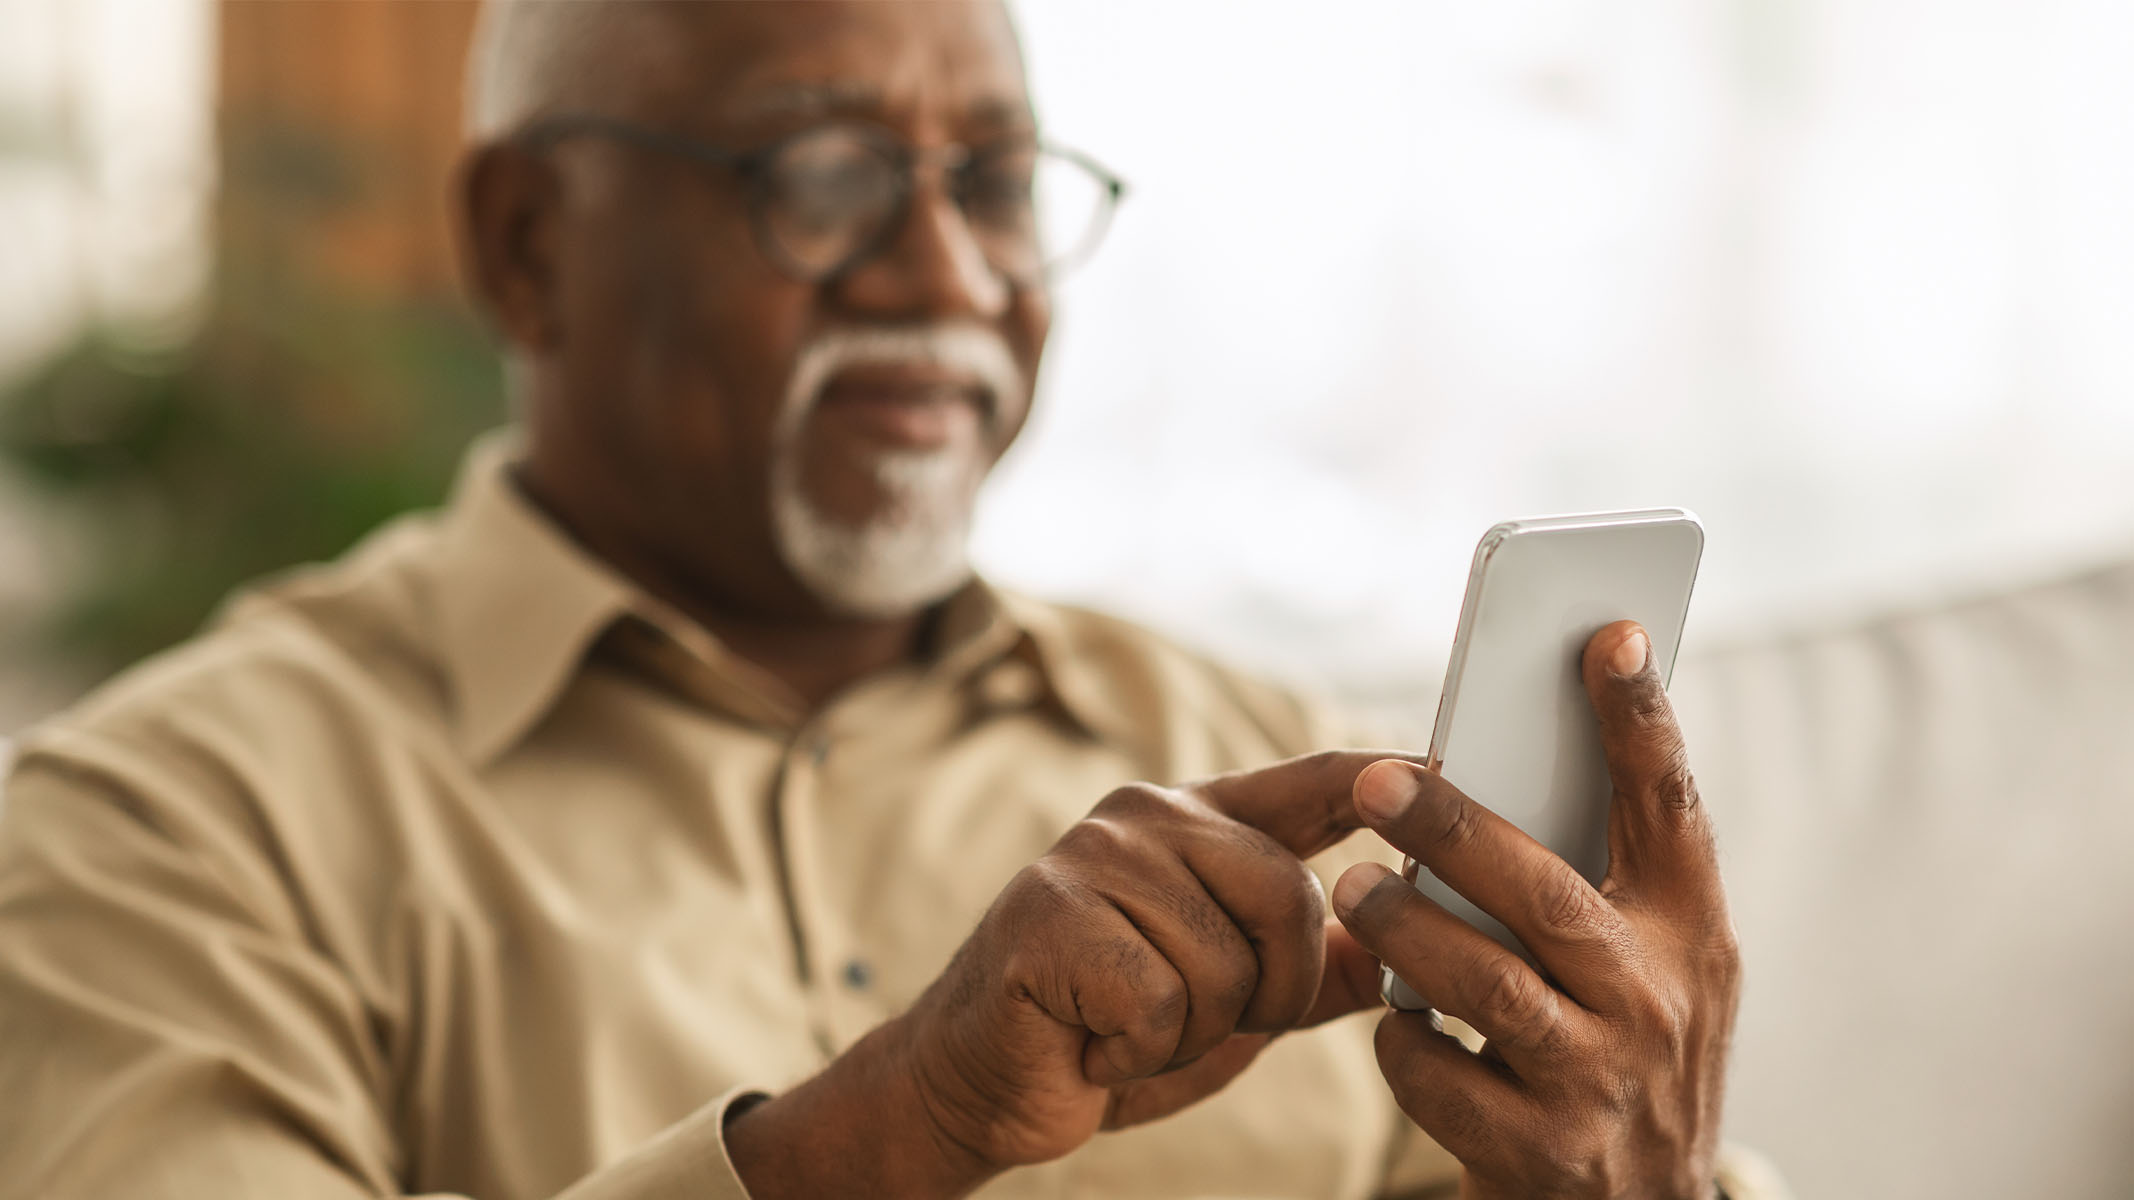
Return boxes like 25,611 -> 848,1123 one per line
813,366 -> 988,450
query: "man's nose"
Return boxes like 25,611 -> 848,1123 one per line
833,178 -> 1013,320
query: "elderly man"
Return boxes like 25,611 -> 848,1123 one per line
0,3 -> 1762,1198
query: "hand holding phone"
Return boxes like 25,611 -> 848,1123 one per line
1328,510 -> 1741,1198
1380,509 -> 1703,1009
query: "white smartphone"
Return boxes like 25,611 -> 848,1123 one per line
1380,508 -> 1704,1012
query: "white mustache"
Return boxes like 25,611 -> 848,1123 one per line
779,323 -> 1027,440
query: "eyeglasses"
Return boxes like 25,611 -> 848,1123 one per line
515,114 -> 1128,286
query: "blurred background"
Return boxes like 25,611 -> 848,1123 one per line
3,2 -> 2133,1196
0,0 -> 499,723
5,0 -> 2134,725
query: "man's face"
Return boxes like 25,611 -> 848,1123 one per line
529,0 -> 1048,621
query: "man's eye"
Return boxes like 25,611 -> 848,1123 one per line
776,158 -> 893,229
961,164 -> 1035,223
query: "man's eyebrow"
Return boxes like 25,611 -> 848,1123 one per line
723,80 -> 884,125
965,95 -> 1038,130
721,81 -> 1036,130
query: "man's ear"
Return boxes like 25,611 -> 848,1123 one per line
456,142 -> 566,353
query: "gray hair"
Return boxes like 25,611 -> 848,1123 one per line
462,0 -> 674,141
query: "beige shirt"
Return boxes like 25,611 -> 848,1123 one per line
0,439 -> 1775,1200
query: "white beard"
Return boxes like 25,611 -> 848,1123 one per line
768,324 -> 1026,618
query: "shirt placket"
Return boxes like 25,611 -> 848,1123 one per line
769,717 -> 848,1060
773,670 -> 982,1061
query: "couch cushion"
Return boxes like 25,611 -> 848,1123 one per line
1672,557 -> 2134,1200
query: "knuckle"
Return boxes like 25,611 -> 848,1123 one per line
1425,792 -> 1485,854
995,943 -> 1053,1007
1211,955 -> 1260,1017
1597,1064 -> 1642,1117
1272,858 -> 1329,933
1534,865 -> 1604,935
1466,959 -> 1558,1040
1650,761 -> 1701,813
1212,827 -> 1327,940
1008,857 -> 1085,917
1212,816 -> 1289,865
1692,909 -> 1743,962
1158,875 -> 1233,948
1624,980 -> 1692,1047
1100,1025 -> 1171,1082
1137,963 -> 1190,1036
1056,814 -> 1139,864
1691,920 -> 1745,1003
1095,781 -> 1178,819
1715,926 -> 1745,980
1099,1034 -> 1156,1081
1623,680 -> 1674,729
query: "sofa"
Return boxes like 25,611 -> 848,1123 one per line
1672,556 -> 2134,1198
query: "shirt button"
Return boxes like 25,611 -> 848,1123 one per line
840,958 -> 873,991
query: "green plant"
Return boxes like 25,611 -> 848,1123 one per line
0,275 -> 504,677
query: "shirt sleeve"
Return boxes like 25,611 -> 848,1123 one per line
0,753 -> 762,1200
548,1091 -> 761,1200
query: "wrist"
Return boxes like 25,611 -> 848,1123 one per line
726,1017 -> 998,1200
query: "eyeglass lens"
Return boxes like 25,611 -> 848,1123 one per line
755,126 -> 1115,282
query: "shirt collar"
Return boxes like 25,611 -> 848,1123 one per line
985,587 -> 1146,750
430,432 -> 638,765
427,431 -> 1118,765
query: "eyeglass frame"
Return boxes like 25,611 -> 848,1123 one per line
511,112 -> 1128,286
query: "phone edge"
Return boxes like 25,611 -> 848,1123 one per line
1378,508 -> 1702,1011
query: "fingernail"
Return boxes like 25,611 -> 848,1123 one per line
1331,865 -> 1381,916
1356,760 -> 1419,824
1610,629 -> 1650,677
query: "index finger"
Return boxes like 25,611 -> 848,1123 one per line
1191,749 -> 1429,858
1580,621 -> 1721,904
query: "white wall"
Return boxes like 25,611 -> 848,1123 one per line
0,0 -> 214,380
0,0 -> 213,729
984,0 -> 2134,697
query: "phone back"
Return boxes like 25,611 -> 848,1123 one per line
1383,509 -> 1702,1011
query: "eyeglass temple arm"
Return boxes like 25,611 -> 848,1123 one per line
1035,140 -> 1129,201
513,113 -> 754,172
